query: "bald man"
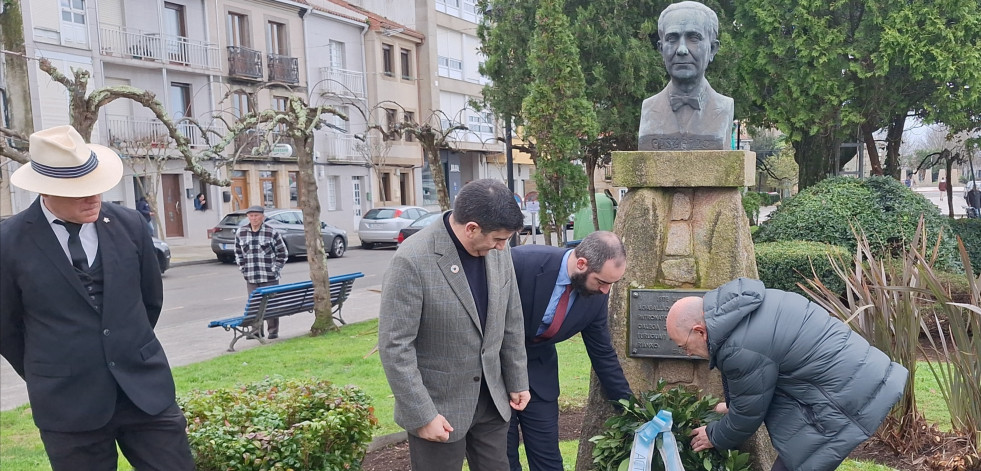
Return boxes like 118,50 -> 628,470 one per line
665,278 -> 907,471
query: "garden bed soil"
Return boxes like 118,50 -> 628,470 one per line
362,407 -> 938,471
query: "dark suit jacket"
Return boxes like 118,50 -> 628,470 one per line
511,245 -> 631,403
0,198 -> 175,432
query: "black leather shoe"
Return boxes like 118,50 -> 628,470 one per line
268,333 -> 278,340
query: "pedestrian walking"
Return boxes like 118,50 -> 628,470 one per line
235,205 -> 288,339
1,125 -> 194,470
939,177 -> 947,201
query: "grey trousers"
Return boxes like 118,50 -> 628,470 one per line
407,383 -> 509,471
247,280 -> 280,335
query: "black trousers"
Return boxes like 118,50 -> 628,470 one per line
507,389 -> 562,471
38,393 -> 194,471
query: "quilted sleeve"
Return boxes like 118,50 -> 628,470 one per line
705,344 -> 778,450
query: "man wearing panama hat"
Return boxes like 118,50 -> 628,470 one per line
0,125 -> 194,469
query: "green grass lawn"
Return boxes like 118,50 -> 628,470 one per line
0,318 -> 951,470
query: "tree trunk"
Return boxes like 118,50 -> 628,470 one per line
296,135 -> 335,335
884,114 -> 906,179
861,122 -> 883,176
586,155 -> 599,232
944,157 -> 955,218
794,131 -> 838,190
423,140 -> 451,211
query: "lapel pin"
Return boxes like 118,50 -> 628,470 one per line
450,264 -> 460,274
103,217 -> 110,223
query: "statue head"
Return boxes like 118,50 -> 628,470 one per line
656,1 -> 720,86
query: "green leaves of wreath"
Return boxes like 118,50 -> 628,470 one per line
589,380 -> 753,471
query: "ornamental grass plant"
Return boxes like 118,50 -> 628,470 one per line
800,218 -> 980,469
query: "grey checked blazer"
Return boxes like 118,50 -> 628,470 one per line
378,214 -> 528,442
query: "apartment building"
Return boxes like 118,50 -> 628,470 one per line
309,0 -> 428,234
348,0 -> 505,205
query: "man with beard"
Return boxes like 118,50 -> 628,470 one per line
507,231 -> 632,471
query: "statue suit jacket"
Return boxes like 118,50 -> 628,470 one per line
638,79 -> 734,151
511,245 -> 631,403
378,214 -> 528,442
0,198 -> 174,432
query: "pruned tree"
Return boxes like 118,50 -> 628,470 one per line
0,57 -> 233,185
390,109 -> 467,211
521,0 -> 596,245
227,87 -> 347,335
115,134 -> 175,238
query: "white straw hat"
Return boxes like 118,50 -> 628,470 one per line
11,125 -> 123,197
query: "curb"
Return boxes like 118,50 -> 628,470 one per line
170,258 -> 220,268
367,431 -> 408,452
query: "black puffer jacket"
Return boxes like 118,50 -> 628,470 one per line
703,278 -> 907,471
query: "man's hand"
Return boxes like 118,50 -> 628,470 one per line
509,391 -> 531,411
689,426 -> 714,452
714,402 -> 728,414
416,414 -> 453,442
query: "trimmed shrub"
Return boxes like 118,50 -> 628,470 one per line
589,380 -> 752,471
754,176 -> 960,270
951,218 -> 981,270
756,241 -> 850,296
181,377 -> 377,471
741,191 -> 762,226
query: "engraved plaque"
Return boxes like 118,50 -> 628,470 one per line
628,289 -> 707,358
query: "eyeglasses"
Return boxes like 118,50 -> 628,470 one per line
680,326 -> 697,356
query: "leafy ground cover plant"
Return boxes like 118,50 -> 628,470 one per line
181,377 -> 377,471
589,380 -> 752,471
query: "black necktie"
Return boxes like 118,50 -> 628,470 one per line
54,220 -> 89,271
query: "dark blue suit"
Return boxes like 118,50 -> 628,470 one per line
508,245 -> 631,471
0,198 -> 192,469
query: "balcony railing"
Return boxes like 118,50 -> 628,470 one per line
320,135 -> 363,163
99,25 -> 220,70
106,114 -> 214,148
228,46 -> 263,81
268,53 -> 299,84
318,67 -> 365,98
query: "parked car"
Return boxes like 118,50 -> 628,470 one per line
357,205 -> 429,249
152,237 -> 171,273
211,208 -> 348,263
521,209 -> 541,235
397,212 -> 442,245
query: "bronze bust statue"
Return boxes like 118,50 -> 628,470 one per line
639,1 -> 734,151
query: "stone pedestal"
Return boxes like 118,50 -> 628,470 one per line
575,150 -> 776,471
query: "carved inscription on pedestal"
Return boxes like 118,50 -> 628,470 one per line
628,289 -> 707,358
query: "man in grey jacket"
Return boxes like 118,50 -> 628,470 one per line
379,179 -> 530,470
666,277 -> 908,471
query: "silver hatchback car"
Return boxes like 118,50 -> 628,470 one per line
357,205 -> 430,249
211,208 -> 348,262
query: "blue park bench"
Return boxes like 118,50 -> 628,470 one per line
208,272 -> 365,351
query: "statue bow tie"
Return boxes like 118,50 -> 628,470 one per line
669,94 -> 701,111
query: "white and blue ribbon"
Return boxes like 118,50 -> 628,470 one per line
629,410 -> 684,471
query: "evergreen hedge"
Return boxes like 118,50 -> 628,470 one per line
950,218 -> 981,271
754,176 -> 960,270
756,241 -> 850,296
